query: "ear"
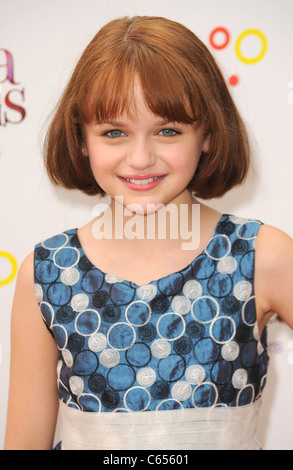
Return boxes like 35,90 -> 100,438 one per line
202,133 -> 211,153
81,146 -> 88,157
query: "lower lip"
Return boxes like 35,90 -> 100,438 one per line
118,176 -> 166,191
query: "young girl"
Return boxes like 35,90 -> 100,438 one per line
4,16 -> 293,450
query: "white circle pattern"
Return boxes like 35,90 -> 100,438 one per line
151,339 -> 171,358
99,348 -> 120,368
137,284 -> 157,301
136,367 -> 156,387
60,268 -> 80,286
182,280 -> 202,299
221,341 -> 240,361
217,256 -> 237,274
88,333 -> 107,352
34,283 -> 43,302
171,381 -> 192,401
171,295 -> 191,315
71,293 -> 89,312
233,281 -> 252,301
185,365 -> 206,385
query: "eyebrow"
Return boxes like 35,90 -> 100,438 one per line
95,119 -> 177,127
98,121 -> 126,127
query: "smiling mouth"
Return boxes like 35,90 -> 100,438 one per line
123,176 -> 162,185
118,174 -> 166,190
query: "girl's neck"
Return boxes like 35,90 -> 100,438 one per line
77,202 -> 221,285
92,193 -> 201,251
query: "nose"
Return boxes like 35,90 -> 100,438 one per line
126,137 -> 156,170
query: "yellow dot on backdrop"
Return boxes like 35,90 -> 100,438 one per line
0,251 -> 18,286
235,29 -> 267,64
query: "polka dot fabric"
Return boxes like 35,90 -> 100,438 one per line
34,214 -> 268,414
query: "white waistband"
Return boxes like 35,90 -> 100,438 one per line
59,399 -> 261,450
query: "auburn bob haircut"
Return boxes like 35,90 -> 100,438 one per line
44,16 -> 250,199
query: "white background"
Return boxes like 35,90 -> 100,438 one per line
0,0 -> 293,450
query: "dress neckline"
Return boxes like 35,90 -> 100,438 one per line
74,213 -> 226,287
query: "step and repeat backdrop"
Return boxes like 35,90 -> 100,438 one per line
1,0 -> 293,450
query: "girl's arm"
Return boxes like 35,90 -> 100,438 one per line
256,225 -> 293,329
4,252 -> 59,450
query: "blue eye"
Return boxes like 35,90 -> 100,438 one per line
159,128 -> 180,137
104,129 -> 125,138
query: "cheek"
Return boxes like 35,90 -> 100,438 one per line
87,147 -> 114,177
169,145 -> 201,174
88,158 -> 114,193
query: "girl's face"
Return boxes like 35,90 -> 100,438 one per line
83,83 -> 209,214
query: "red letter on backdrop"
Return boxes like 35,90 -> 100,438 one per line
4,88 -> 26,124
0,49 -> 19,84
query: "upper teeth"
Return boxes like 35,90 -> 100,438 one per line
124,177 -> 161,185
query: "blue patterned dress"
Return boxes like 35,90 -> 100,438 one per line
34,214 -> 268,450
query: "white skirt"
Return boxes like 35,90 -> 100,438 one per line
59,399 -> 262,450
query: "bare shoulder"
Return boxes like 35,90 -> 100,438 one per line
256,224 -> 293,267
17,250 -> 34,283
10,249 -> 55,342
12,250 -> 37,313
11,249 -> 49,338
255,224 -> 293,328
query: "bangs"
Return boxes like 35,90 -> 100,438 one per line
78,43 -> 202,125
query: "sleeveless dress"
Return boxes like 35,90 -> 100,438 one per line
34,214 -> 269,450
